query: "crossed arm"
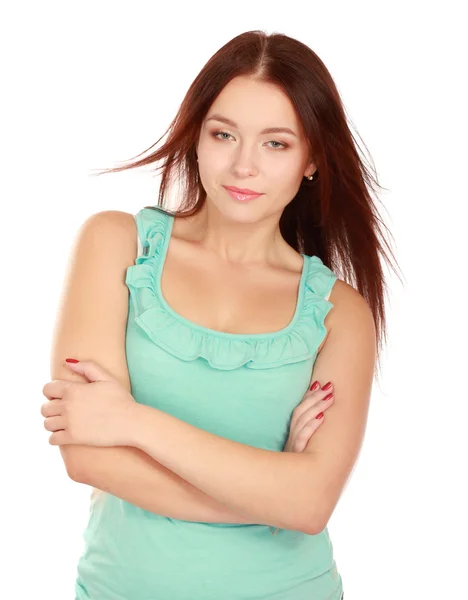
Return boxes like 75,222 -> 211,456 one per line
75,406 -> 318,533
65,444 -> 258,526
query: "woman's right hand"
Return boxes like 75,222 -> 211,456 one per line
284,381 -> 334,453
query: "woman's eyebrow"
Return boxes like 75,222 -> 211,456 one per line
205,114 -> 297,137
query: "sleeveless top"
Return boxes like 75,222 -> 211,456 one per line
74,207 -> 344,600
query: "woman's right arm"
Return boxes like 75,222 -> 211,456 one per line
73,445 -> 256,524
49,210 -> 256,525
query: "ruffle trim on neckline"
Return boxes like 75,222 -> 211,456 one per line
125,208 -> 338,370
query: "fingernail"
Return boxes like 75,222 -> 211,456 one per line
310,381 -> 320,391
322,392 -> 333,401
322,381 -> 332,390
316,412 -> 324,419
65,358 -> 79,363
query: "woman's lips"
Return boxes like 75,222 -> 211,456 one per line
223,187 -> 264,202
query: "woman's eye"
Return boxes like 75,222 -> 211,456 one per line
213,131 -> 232,140
211,131 -> 287,150
268,141 -> 285,149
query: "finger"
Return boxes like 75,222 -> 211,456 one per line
293,385 -> 334,423
40,399 -> 64,418
42,380 -> 72,400
290,417 -> 324,452
44,415 -> 66,432
294,395 -> 334,430
64,359 -> 114,384
295,419 -> 325,452
304,383 -> 333,402
49,430 -> 71,446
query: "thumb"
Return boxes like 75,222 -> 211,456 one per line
64,358 -> 116,383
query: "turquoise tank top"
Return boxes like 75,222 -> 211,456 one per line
75,207 -> 343,600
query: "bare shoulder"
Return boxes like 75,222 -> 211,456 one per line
77,209 -> 137,244
317,278 -> 375,355
328,278 -> 374,330
67,209 -> 141,270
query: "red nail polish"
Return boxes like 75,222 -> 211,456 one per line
322,381 -> 332,390
65,358 -> 79,363
316,412 -> 324,419
310,381 -> 320,391
323,392 -> 333,401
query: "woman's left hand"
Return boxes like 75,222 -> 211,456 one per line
41,360 -> 138,447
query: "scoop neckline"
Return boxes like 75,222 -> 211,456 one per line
154,212 -> 310,340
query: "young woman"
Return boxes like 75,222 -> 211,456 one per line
41,30 -> 398,600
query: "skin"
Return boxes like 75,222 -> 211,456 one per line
186,75 -> 317,270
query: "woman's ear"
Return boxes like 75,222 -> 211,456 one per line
304,159 -> 317,179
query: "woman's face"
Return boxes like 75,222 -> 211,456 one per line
196,76 -> 316,223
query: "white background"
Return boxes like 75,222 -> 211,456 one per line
1,1 -> 467,599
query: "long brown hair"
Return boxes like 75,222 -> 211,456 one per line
91,30 -> 402,378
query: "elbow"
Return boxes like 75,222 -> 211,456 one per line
291,512 -> 322,536
302,504 -> 328,536
306,507 -> 331,536
59,446 -> 88,483
302,517 -> 325,536
302,517 -> 320,536
306,519 -> 326,536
